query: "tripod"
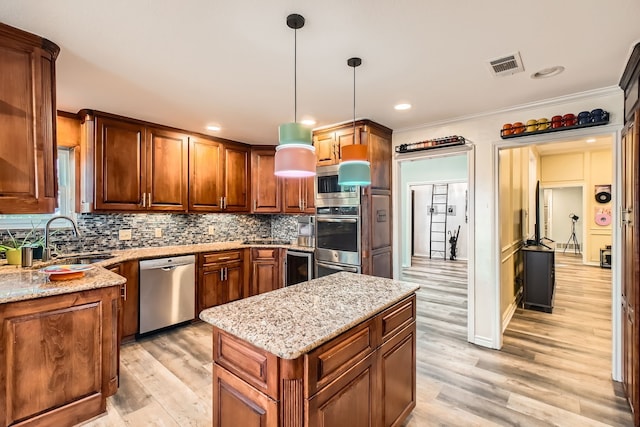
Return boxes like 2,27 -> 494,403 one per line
563,218 -> 581,254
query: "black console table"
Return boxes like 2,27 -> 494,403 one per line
522,245 -> 556,313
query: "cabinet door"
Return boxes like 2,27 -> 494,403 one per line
213,364 -> 278,427
200,266 -> 223,313
283,178 -> 311,213
0,26 -> 58,213
119,260 -> 139,340
94,116 -> 146,211
223,144 -> 251,212
380,323 -> 416,427
221,261 -> 244,304
251,148 -> 281,213
146,127 -> 188,211
250,249 -> 281,296
189,136 -> 224,212
335,127 -> 357,162
303,176 -> 316,213
307,352 -> 378,427
314,131 -> 337,166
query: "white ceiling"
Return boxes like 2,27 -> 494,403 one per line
1,1 -> 639,145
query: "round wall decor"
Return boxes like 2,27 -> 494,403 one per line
595,191 -> 611,203
595,212 -> 611,226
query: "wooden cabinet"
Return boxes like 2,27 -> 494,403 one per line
211,294 -> 416,427
250,147 -> 282,213
222,144 -> 251,212
522,246 -> 555,313
620,42 -> 640,427
0,22 -> 59,213
198,250 -> 246,314
313,126 -> 358,166
0,286 -> 120,427
283,176 -> 315,214
80,112 -> 189,212
117,260 -> 140,341
249,248 -> 282,296
313,120 -> 393,278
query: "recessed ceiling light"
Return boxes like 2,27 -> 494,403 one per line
394,103 -> 412,111
531,66 -> 565,79
301,119 -> 316,126
586,138 -> 596,143
206,125 -> 221,132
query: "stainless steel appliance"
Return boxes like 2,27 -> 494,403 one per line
139,255 -> 196,335
285,250 -> 314,286
316,260 -> 361,277
315,205 -> 361,277
297,216 -> 315,247
316,165 -> 360,207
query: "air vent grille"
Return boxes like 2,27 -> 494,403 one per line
487,52 -> 524,77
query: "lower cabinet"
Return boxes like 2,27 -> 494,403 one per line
198,250 -> 246,314
116,260 -> 139,341
211,294 -> 416,427
0,286 -> 120,427
249,248 -> 282,296
522,246 -> 556,312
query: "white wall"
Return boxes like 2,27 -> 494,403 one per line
392,86 -> 623,349
548,187 -> 583,247
412,183 -> 468,260
399,154 -> 468,266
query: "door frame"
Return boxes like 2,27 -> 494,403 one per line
493,126 -> 622,380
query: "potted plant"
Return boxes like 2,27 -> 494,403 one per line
0,223 -> 46,265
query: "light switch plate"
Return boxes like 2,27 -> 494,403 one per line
119,229 -> 132,241
154,228 -> 162,238
208,225 -> 215,235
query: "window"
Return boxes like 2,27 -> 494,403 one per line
0,147 -> 75,229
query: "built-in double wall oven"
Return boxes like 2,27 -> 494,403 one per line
315,165 -> 362,277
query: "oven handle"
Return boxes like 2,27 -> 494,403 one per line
316,218 -> 358,223
316,261 -> 360,273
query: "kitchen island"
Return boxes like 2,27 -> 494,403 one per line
200,272 -> 420,427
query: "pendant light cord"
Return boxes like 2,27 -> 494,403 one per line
353,62 -> 356,134
294,26 -> 297,123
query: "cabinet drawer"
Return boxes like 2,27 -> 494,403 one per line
213,328 -> 279,399
379,295 -> 416,342
251,248 -> 278,260
305,318 -> 376,397
202,250 -> 242,266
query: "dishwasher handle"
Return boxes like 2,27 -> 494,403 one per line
139,255 -> 196,271
161,266 -> 177,271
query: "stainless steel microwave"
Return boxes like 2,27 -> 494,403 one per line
315,165 -> 360,207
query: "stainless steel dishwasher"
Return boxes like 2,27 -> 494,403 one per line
139,255 -> 196,335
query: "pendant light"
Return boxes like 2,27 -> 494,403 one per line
338,57 -> 371,186
274,14 -> 316,178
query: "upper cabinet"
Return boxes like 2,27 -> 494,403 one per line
250,147 -> 281,213
313,127 -> 358,166
80,112 -> 189,212
283,176 -> 315,214
0,23 -> 59,213
79,110 -> 249,213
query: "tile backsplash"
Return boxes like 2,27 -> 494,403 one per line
0,213 -> 309,256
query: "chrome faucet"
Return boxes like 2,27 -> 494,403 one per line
42,216 -> 81,261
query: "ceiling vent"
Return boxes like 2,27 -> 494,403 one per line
487,52 -> 524,77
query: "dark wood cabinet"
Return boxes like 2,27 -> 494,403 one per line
0,22 -> 59,214
283,176 -> 315,214
198,250 -> 246,314
81,112 -> 189,212
620,42 -> 640,427
189,136 -> 224,212
0,286 -> 120,427
522,246 -> 555,313
250,147 -> 282,213
210,294 -> 416,427
222,144 -> 251,212
249,248 -> 282,296
117,260 -> 139,341
313,120 -> 393,278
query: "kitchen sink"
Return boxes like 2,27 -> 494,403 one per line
53,253 -> 116,265
243,239 -> 292,245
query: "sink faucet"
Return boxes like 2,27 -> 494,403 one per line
42,216 -> 81,261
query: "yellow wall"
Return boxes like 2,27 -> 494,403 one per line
540,148 -> 613,264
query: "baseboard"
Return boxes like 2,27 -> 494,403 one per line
471,335 -> 498,349
502,300 -> 518,333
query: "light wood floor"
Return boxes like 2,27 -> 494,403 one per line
82,253 -> 633,426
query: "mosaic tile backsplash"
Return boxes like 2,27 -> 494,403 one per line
0,213 -> 308,256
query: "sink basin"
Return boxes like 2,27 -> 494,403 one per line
243,239 -> 292,245
54,253 -> 116,265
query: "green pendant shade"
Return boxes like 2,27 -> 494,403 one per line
278,122 -> 313,145
338,160 -> 371,186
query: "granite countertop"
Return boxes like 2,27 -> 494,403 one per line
0,241 -> 314,304
0,267 -> 126,304
199,272 -> 420,360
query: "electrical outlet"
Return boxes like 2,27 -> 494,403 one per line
154,228 -> 162,238
119,229 -> 132,241
208,225 -> 215,235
